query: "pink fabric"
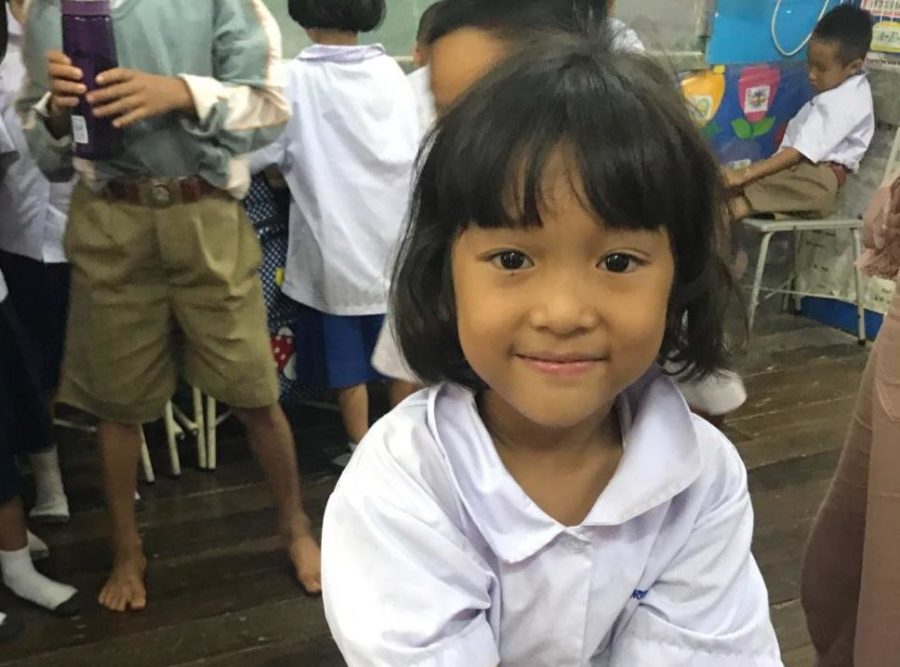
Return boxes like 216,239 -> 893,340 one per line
857,174 -> 900,280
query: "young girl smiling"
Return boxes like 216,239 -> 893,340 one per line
322,34 -> 781,666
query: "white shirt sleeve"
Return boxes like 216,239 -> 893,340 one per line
609,19 -> 646,53
783,97 -> 870,166
322,414 -> 500,667
607,425 -> 783,666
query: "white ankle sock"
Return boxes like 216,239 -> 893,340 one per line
0,547 -> 77,612
29,447 -> 69,520
27,531 -> 49,561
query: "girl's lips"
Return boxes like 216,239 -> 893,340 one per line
516,353 -> 606,377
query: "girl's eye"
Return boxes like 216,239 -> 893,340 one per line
491,251 -> 533,271
602,253 -> 641,274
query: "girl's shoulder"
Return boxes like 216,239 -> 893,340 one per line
331,384 -> 471,521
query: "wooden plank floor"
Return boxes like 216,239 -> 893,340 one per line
0,307 -> 868,666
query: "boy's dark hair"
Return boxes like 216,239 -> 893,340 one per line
416,2 -> 443,43
425,0 -> 608,46
288,0 -> 385,33
813,5 -> 873,64
392,35 -> 732,389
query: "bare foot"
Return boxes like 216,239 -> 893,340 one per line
99,546 -> 148,612
289,533 -> 322,595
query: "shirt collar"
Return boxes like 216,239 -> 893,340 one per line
297,43 -> 386,64
430,368 -> 703,564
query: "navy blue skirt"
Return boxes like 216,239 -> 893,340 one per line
291,302 -> 385,390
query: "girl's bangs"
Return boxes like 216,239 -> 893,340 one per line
420,46 -> 711,237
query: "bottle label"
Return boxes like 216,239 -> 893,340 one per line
72,115 -> 88,145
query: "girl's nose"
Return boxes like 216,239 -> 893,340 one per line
527,279 -> 601,335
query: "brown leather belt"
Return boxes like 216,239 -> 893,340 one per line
827,162 -> 850,189
103,176 -> 220,208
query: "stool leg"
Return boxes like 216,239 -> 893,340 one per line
851,229 -> 866,345
205,395 -> 217,471
164,402 -> 181,477
792,229 -> 804,313
140,427 -> 155,484
193,387 -> 207,470
749,232 -> 774,334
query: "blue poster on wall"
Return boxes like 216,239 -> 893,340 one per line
707,0 -> 860,65
680,63 -> 813,166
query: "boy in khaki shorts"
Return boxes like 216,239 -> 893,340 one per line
725,5 -> 875,221
17,0 -> 321,611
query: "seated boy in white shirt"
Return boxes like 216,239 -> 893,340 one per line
726,5 -> 875,221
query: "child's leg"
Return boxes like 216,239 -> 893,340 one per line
729,195 -> 753,222
0,496 -> 82,616
389,380 -> 421,408
29,445 -> 69,523
337,384 -> 369,445
232,404 -> 322,595
0,253 -> 71,523
96,420 -> 147,613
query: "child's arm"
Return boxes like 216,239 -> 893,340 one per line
89,0 -> 288,151
16,5 -> 77,182
606,424 -> 782,666
17,0 -> 288,178
322,420 -> 500,667
724,147 -> 802,190
172,0 -> 289,157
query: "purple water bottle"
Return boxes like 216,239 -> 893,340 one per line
61,0 -> 122,160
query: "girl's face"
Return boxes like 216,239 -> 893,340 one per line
451,153 -> 675,429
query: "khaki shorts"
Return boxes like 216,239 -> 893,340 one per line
743,161 -> 839,218
60,183 -> 279,424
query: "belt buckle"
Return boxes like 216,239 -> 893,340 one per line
150,180 -> 175,207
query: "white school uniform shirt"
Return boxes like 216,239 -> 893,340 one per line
249,44 -> 418,316
322,370 -> 783,667
779,72 -> 874,173
407,65 -> 436,138
0,7 -> 73,264
609,18 -> 646,53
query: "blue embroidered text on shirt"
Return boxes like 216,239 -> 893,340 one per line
631,589 -> 648,601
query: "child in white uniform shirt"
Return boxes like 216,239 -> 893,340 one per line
250,0 -> 418,458
726,5 -> 875,220
369,2 -> 441,404
322,33 -> 781,667
407,2 -> 439,136
0,5 -> 83,630
0,0 -> 72,524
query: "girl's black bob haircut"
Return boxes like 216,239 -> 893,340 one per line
392,33 -> 734,390
288,0 -> 385,33
425,0 -> 608,46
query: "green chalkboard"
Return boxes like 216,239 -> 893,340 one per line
264,0 -> 440,60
